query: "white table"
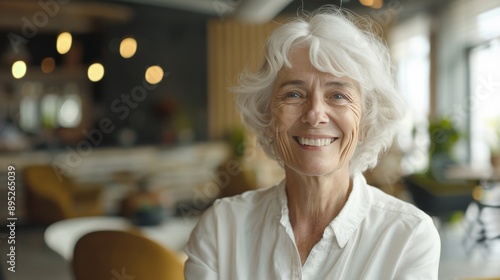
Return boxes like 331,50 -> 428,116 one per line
439,221 -> 500,279
44,216 -> 199,261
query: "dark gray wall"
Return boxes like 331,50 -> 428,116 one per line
97,4 -> 209,146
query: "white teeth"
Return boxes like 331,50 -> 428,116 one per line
297,137 -> 334,147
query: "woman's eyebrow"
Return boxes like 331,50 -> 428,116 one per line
324,81 -> 355,89
277,80 -> 305,89
277,80 -> 355,90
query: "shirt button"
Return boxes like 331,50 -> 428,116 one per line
325,228 -> 333,235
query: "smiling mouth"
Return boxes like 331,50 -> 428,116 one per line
293,137 -> 338,147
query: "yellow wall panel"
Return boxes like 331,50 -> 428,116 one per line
207,19 -> 279,139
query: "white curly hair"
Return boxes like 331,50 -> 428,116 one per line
233,7 -> 406,175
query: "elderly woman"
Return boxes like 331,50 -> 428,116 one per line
185,8 -> 440,280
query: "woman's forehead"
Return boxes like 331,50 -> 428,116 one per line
280,47 -> 358,87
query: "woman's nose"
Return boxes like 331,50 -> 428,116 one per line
301,97 -> 329,127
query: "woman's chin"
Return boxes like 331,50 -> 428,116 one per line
285,162 -> 347,177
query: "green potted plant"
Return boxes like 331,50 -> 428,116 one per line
216,126 -> 257,199
404,117 -> 474,220
427,117 -> 460,180
227,125 -> 246,160
489,123 -> 500,169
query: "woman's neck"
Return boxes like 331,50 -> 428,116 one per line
284,166 -> 353,265
284,166 -> 353,228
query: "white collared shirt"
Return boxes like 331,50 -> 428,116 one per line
184,173 -> 440,280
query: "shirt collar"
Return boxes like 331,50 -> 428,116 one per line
275,173 -> 372,248
330,173 -> 372,247
276,179 -> 291,231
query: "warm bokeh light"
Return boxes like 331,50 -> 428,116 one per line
359,0 -> 374,7
359,0 -> 383,9
41,57 -> 56,73
120,37 -> 137,58
472,186 -> 483,201
371,0 -> 383,9
145,65 -> 164,84
57,32 -> 72,54
12,60 -> 27,79
87,63 -> 105,82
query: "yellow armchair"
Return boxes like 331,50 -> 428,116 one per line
72,230 -> 184,280
23,164 -> 103,224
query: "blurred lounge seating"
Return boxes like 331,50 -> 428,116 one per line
23,164 -> 104,224
72,230 -> 184,280
403,173 -> 475,220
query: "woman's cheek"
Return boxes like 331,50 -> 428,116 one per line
339,130 -> 357,166
338,105 -> 362,164
272,102 -> 300,131
271,103 -> 301,162
274,129 -> 293,162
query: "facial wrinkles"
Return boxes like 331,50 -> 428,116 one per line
337,103 -> 362,168
272,96 -> 297,162
270,51 -> 362,172
272,84 -> 361,169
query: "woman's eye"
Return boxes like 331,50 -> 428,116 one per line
285,92 -> 302,99
328,93 -> 349,102
332,93 -> 345,100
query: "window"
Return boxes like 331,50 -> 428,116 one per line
390,15 -> 431,174
468,38 -> 500,167
20,82 -> 83,132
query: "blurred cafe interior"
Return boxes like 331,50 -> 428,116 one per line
1,0 -> 500,279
